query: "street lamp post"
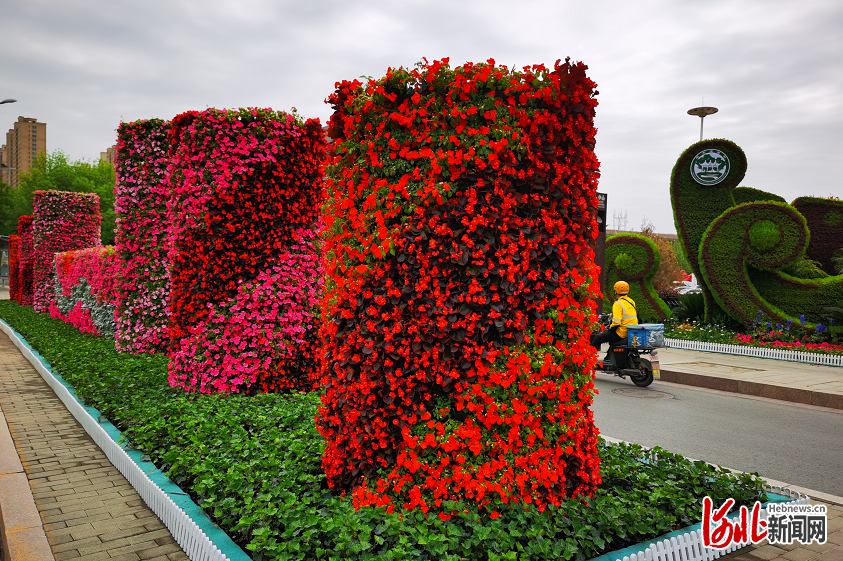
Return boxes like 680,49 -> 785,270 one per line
687,106 -> 718,142
0,99 -> 16,105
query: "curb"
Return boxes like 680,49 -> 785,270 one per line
0,404 -> 55,561
0,320 -> 250,561
659,368 -> 843,411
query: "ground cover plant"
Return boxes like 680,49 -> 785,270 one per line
0,300 -> 770,561
31,190 -> 101,313
114,119 -> 173,354
166,108 -> 326,394
320,58 -> 604,513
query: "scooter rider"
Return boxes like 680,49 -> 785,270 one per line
590,281 -> 638,352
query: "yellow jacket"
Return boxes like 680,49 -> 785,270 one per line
611,296 -> 638,338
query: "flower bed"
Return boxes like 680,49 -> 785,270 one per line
666,318 -> 843,356
166,108 -> 326,394
114,119 -> 173,354
49,246 -> 121,337
31,190 -> 101,313
320,59 -> 603,513
0,300 -> 771,561
16,215 -> 34,306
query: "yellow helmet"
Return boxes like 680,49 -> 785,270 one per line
614,281 -> 630,295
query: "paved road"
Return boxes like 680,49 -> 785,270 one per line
591,373 -> 843,497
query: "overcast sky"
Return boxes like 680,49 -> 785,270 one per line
2,0 -> 841,234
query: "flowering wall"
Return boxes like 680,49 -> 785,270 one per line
8,235 -> 20,302
114,119 -> 173,354
50,246 -> 121,337
32,191 -> 101,313
166,108 -> 326,394
318,59 -> 602,514
17,216 -> 34,306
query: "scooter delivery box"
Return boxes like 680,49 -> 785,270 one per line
626,324 -> 664,348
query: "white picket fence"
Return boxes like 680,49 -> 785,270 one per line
0,320 -> 242,561
614,490 -> 811,561
665,338 -> 843,367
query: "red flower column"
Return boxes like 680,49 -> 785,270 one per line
166,108 -> 326,394
17,216 -> 34,306
318,59 -> 603,514
32,190 -> 101,313
8,235 -> 20,302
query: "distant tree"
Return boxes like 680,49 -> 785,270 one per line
13,151 -> 116,244
0,179 -> 20,236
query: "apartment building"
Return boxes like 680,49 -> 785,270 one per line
100,145 -> 116,164
0,116 -> 47,188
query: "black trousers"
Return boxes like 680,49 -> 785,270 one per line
590,327 -> 624,350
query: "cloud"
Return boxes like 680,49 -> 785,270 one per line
1,0 -> 840,233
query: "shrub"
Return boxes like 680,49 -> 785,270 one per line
319,58 -> 602,513
49,246 -> 121,337
671,292 -> 705,322
31,190 -> 101,312
166,108 -> 326,394
603,233 -> 671,322
16,215 -> 34,306
114,119 -> 173,354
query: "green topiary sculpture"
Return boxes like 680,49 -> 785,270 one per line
603,233 -> 672,322
671,139 -> 843,326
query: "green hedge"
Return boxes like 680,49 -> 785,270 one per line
0,301 -> 769,561
603,234 -> 671,322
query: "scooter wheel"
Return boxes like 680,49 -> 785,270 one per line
632,358 -> 655,387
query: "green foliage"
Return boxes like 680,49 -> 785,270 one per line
671,240 -> 693,274
748,220 -> 781,251
731,187 -> 786,205
604,234 -> 672,322
11,151 -> 115,244
833,249 -> 843,275
781,257 -> 829,280
613,252 -> 635,270
671,292 -> 705,322
0,301 -> 771,561
0,179 -> 18,236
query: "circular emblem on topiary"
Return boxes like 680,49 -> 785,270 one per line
690,149 -> 730,186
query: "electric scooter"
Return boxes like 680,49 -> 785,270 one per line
594,313 -> 660,387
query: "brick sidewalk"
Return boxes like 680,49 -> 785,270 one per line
0,330 -> 187,561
